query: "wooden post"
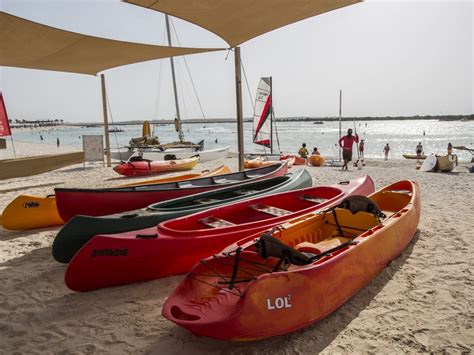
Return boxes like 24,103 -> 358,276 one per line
234,47 -> 245,171
100,74 -> 111,167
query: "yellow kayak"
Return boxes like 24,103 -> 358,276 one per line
0,165 -> 230,230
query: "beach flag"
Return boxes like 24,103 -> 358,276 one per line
0,92 -> 12,137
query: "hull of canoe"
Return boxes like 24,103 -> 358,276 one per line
0,166 -> 230,230
55,163 -> 288,222
64,175 -> 373,292
162,180 -> 421,340
52,169 -> 311,263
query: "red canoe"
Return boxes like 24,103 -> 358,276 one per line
163,180 -> 420,340
64,175 -> 374,292
55,163 -> 288,222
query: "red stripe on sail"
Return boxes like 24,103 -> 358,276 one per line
254,93 -> 271,141
254,139 -> 270,147
0,92 -> 12,137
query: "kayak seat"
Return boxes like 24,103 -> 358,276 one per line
296,237 -> 350,254
234,189 -> 259,196
213,177 -> 239,184
199,216 -> 235,228
194,198 -> 220,205
250,204 -> 291,217
299,195 -> 328,204
255,233 -> 313,266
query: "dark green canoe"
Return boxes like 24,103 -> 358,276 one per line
52,169 -> 312,263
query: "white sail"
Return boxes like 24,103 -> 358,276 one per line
253,77 -> 272,148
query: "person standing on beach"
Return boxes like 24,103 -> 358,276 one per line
383,143 -> 390,160
40,134 -> 43,141
56,137 -> 60,148
338,129 -> 359,170
416,142 -> 423,157
447,142 -> 453,155
359,139 -> 365,159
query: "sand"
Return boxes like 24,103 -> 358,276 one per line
0,141 -> 472,354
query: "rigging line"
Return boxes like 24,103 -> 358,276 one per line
240,59 -> 255,113
271,105 -> 282,153
152,23 -> 167,125
170,17 -> 206,119
104,87 -> 121,155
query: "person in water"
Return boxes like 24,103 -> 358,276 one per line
383,143 -> 390,160
298,143 -> 309,159
56,137 -> 60,148
339,128 -> 359,170
312,147 -> 320,155
416,142 -> 423,157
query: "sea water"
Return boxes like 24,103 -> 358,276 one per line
12,119 -> 474,162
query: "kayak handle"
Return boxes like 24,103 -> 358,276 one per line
136,233 -> 159,239
338,181 -> 350,185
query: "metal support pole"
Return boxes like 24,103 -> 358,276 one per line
100,74 -> 111,167
234,47 -> 245,171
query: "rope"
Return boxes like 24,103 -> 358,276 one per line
104,87 -> 122,160
170,18 -> 206,119
152,24 -> 167,124
240,59 -> 255,113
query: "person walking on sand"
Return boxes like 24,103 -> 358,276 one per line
338,128 -> 359,170
416,142 -> 423,157
56,137 -> 60,148
383,143 -> 390,160
359,139 -> 365,159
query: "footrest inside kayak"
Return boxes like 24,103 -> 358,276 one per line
250,204 -> 291,217
299,195 -> 328,204
199,216 -> 235,228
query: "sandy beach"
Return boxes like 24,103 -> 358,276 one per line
0,140 -> 472,353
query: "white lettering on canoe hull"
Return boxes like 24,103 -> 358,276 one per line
266,294 -> 292,310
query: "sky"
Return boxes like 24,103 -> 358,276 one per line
0,0 -> 472,123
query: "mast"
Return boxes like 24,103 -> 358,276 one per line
270,76 -> 273,155
339,89 -> 342,162
165,14 -> 184,142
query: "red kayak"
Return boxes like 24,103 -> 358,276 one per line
113,157 -> 199,177
64,175 -> 374,292
55,163 -> 288,222
163,180 -> 420,340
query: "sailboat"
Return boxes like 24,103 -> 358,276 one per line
110,15 -> 229,163
245,77 -> 303,167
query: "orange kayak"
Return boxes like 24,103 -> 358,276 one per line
163,180 -> 421,340
308,154 -> 326,166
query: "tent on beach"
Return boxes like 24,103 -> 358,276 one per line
1,0 -> 362,170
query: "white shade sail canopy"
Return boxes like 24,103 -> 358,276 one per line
0,11 -> 223,75
125,0 -> 362,47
